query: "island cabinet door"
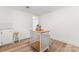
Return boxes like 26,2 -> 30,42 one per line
2,30 -> 13,45
40,32 -> 49,51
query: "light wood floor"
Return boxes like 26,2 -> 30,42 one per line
49,39 -> 79,52
0,39 -> 35,52
0,38 -> 79,52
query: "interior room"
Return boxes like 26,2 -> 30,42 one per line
0,6 -> 79,52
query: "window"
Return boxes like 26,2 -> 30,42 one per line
32,16 -> 39,30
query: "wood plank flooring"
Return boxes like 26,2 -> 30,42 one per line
0,39 -> 35,52
49,39 -> 79,52
0,38 -> 79,52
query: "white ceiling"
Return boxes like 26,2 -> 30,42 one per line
7,6 -> 65,16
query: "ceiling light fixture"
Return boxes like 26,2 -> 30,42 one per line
26,6 -> 30,8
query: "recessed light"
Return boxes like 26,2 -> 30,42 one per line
26,6 -> 30,8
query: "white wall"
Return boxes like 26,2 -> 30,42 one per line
12,8 -> 33,39
0,7 -> 34,45
40,7 -> 79,47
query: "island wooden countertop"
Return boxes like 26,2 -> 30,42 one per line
32,29 -> 49,33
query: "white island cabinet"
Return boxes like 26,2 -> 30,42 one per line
31,30 -> 50,52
